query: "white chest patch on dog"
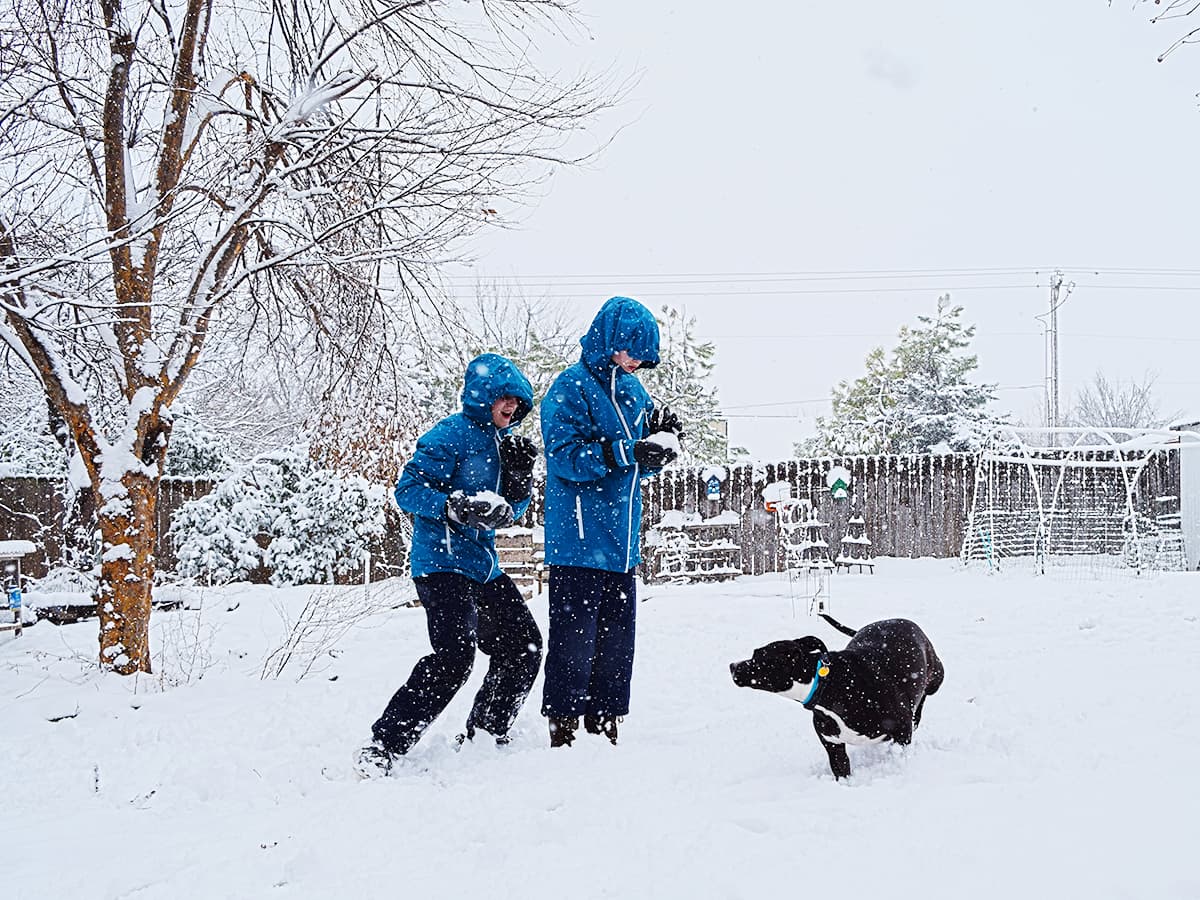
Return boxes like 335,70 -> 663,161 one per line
779,682 -> 815,704
809,706 -> 888,746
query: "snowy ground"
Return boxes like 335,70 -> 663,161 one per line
2,559 -> 1198,900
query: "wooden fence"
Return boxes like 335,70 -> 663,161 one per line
4,450 -> 1175,582
640,454 -> 978,577
0,476 -> 215,579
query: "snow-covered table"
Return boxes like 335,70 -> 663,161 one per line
652,511 -> 744,583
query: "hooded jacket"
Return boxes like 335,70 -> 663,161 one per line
395,353 -> 535,583
541,296 -> 663,573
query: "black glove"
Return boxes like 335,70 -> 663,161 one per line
632,438 -> 677,468
446,490 -> 515,530
648,404 -> 684,439
498,434 -> 537,501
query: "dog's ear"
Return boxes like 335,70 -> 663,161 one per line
794,636 -> 827,656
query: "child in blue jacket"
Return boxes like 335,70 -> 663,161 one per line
359,354 -> 542,773
539,297 -> 684,746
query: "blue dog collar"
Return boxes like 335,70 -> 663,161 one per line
802,659 -> 830,706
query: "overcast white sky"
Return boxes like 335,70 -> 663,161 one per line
450,1 -> 1200,459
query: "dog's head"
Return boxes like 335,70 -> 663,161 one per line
729,636 -> 828,696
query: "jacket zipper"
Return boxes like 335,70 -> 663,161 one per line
486,429 -> 502,580
609,365 -> 638,572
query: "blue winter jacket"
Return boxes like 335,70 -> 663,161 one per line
395,354 -> 535,583
541,297 -> 663,573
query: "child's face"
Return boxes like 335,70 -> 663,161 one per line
491,396 -> 520,428
611,350 -> 642,374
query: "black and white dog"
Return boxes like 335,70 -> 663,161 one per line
730,614 -> 944,779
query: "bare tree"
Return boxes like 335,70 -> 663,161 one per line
1123,1 -> 1200,61
1064,371 -> 1173,429
422,282 -> 580,432
0,0 -> 614,673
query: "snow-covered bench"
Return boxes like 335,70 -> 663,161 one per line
494,528 -> 546,600
0,539 -> 36,639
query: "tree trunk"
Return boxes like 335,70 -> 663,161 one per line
96,470 -> 159,675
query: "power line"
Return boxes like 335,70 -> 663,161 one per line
445,283 -> 1042,298
445,265 -> 1050,280
722,398 -> 831,410
1073,283 -> 1200,291
443,265 -> 1200,284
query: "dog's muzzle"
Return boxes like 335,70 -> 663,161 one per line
730,660 -> 755,688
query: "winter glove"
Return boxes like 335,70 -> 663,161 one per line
632,438 -> 678,468
601,436 -> 679,470
446,490 -> 515,531
648,404 -> 685,439
498,434 -> 538,501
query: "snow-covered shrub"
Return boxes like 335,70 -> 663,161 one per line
0,379 -> 66,476
267,468 -> 388,585
170,448 -> 386,585
30,565 -> 98,596
164,410 -> 234,478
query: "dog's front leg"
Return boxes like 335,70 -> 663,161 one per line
812,715 -> 851,779
890,708 -> 914,746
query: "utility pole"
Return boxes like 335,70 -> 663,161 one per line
1042,269 -> 1073,438
1047,271 -> 1061,432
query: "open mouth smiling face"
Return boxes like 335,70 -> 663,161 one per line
491,396 -> 520,428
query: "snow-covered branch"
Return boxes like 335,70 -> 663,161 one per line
0,0 -> 615,674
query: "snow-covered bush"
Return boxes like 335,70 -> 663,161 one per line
267,468 -> 388,585
164,410 -> 234,478
171,449 -> 386,585
0,374 -> 66,476
30,565 -> 98,596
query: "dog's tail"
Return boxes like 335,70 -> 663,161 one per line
819,613 -> 858,638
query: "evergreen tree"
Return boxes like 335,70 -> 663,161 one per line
640,305 -> 729,464
797,296 -> 1002,456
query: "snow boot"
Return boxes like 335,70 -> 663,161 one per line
455,723 -> 512,750
355,741 -> 397,778
584,714 -> 620,746
548,716 -> 578,748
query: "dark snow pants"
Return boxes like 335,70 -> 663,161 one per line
540,565 -> 637,719
372,572 -> 543,754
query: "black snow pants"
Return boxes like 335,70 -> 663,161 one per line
540,564 -> 637,719
372,571 -> 543,754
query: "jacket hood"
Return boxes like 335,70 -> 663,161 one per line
460,353 -> 534,427
579,296 -> 660,374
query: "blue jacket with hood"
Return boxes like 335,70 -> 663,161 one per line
541,296 -> 664,573
395,353 -> 535,583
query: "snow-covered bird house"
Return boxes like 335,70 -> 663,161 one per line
0,539 -> 35,638
700,465 -> 729,518
835,510 -> 875,574
826,465 -> 852,501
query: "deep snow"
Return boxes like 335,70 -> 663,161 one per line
2,560 -> 1197,899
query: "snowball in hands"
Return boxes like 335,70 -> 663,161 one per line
446,490 -> 515,530
632,431 -> 679,468
644,431 -> 681,455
